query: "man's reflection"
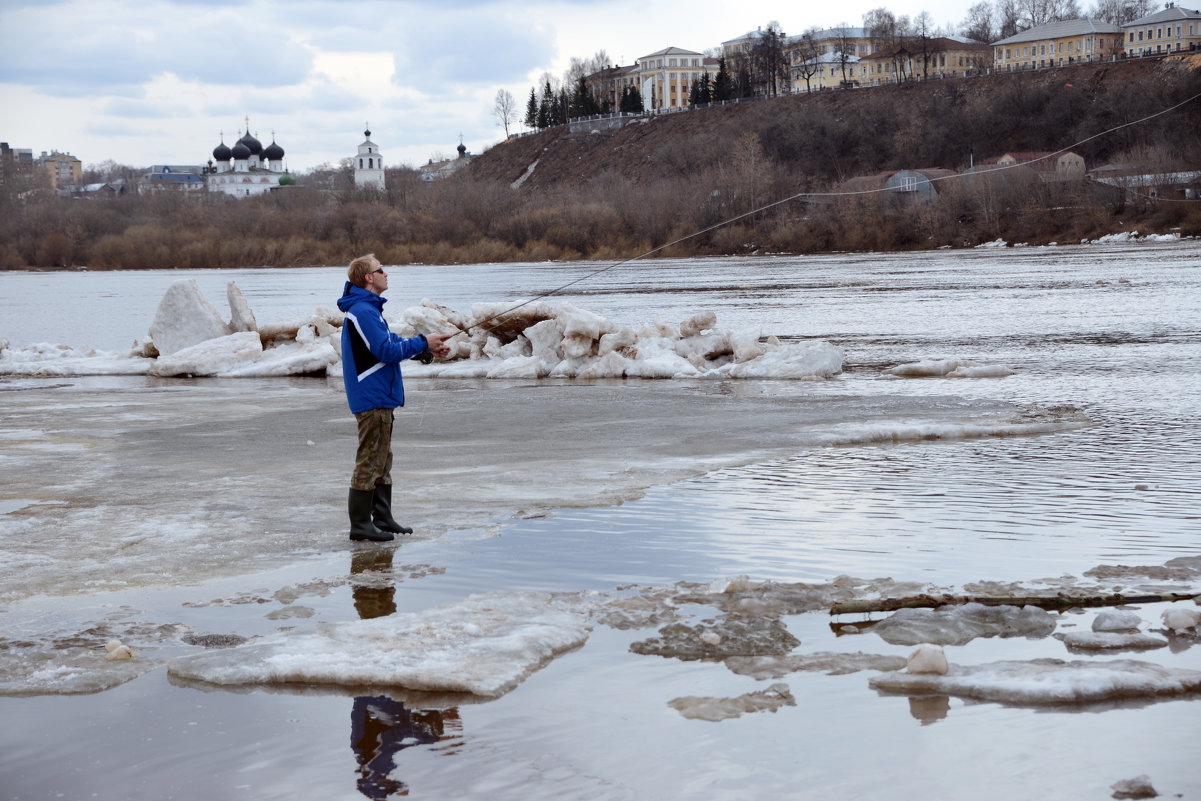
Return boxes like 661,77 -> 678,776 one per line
349,547 -> 461,798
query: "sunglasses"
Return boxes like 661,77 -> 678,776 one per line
369,267 -> 385,275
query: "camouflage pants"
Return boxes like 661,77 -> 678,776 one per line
351,408 -> 394,491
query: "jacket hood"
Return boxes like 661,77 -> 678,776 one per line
337,281 -> 387,313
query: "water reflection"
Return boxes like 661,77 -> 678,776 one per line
352,548 -> 398,620
907,695 -> 951,726
350,695 -> 460,798
349,546 -> 462,798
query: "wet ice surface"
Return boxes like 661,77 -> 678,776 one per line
2,241 -> 1201,800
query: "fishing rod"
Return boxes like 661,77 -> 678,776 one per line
435,86 -> 1201,346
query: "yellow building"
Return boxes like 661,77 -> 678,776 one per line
1122,5 -> 1201,56
860,38 -> 992,85
584,63 -> 640,110
787,27 -> 873,91
993,19 -> 1123,71
636,47 -> 706,111
39,151 -> 82,192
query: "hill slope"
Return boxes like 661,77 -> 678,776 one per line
469,55 -> 1201,192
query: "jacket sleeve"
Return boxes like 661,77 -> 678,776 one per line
353,307 -> 428,365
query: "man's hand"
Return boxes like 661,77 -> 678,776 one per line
425,333 -> 453,359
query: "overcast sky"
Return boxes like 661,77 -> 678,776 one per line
0,0 -> 974,174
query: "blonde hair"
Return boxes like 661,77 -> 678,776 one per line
347,254 -> 379,288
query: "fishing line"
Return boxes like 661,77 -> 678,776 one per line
449,86 -> 1201,341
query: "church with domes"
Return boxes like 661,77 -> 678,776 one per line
205,118 -> 290,198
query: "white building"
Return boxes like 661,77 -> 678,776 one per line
354,127 -> 386,190
205,120 -> 289,198
636,46 -> 706,111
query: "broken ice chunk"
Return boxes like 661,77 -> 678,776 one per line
907,644 -> 949,675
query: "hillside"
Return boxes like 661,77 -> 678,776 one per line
468,55 -> 1201,192
3,55 -> 1199,271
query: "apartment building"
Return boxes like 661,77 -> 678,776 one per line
1122,5 -> 1201,56
39,150 -> 82,192
1,142 -> 36,189
993,19 -> 1123,70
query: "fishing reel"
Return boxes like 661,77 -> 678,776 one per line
414,348 -> 434,365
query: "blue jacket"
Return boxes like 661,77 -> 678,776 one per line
337,282 -> 429,414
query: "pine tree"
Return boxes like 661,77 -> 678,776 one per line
524,88 -> 538,129
697,72 -> 713,105
537,80 -> 552,129
713,57 -> 732,102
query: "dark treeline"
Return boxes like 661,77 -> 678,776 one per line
2,59 -> 1199,271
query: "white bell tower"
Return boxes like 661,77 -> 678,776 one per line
354,124 -> 385,190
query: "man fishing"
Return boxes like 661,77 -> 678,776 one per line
338,254 -> 451,542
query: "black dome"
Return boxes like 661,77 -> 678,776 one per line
212,141 -> 232,161
263,140 -> 285,160
231,141 -> 252,160
238,131 -> 263,156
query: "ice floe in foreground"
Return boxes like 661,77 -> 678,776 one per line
869,658 -> 1201,706
167,591 -> 589,697
0,278 -> 843,380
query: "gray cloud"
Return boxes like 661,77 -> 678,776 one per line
0,2 -> 312,95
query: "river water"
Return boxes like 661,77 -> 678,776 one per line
1,240 -> 1199,800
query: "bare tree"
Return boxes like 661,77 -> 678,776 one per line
1090,0 -> 1150,23
961,1 -> 997,42
914,11 -> 936,79
586,49 -> 611,73
1016,0 -> 1080,29
493,89 -> 517,138
865,8 -> 916,82
751,21 -> 791,96
792,28 -> 822,92
997,0 -> 1022,37
833,23 -> 859,85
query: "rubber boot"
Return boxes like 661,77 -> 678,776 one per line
349,488 -> 393,542
372,484 -> 413,535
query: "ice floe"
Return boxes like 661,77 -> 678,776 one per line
0,280 -> 844,381
886,358 -> 1014,379
167,591 -> 590,697
1057,630 -> 1168,651
868,603 -> 1059,646
1085,231 -> 1182,244
1111,774 -> 1158,799
870,658 -> 1201,706
668,683 -> 796,721
1093,610 -> 1142,631
1162,606 -> 1201,633
725,652 -> 907,679
629,616 -> 800,660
